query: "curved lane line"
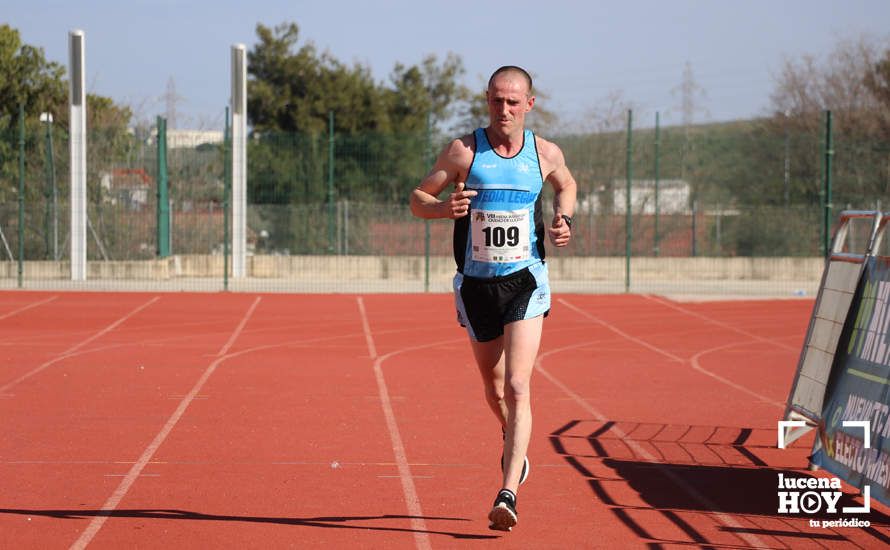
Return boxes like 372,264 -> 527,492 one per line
689,341 -> 785,409
559,298 -> 782,406
0,296 -> 160,395
641,294 -> 800,352
358,296 -> 452,550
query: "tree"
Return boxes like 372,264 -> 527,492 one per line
767,34 -> 890,207
0,24 -> 134,166
83,95 -> 134,193
247,22 -> 472,138
0,24 -> 138,260
864,48 -> 890,134
0,24 -> 67,204
770,36 -> 888,137
245,21 -> 478,212
247,22 -> 386,135
387,52 -> 470,135
0,25 -> 66,131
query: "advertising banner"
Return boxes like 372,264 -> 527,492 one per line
812,255 -> 890,507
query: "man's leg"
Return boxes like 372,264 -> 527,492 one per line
469,336 -> 506,426
501,315 -> 543,493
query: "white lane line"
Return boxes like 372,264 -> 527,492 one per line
357,296 -> 378,359
69,296 -> 262,550
559,298 -> 685,362
534,344 -> 770,549
0,296 -> 160,395
0,295 -> 58,321
641,294 -> 800,352
357,296 -> 431,550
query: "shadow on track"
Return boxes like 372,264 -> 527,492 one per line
551,419 -> 890,548
0,508 -> 498,540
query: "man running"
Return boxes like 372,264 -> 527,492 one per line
409,65 -> 577,531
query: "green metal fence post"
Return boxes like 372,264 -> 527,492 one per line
328,110 -> 335,254
224,107 -> 231,291
822,110 -> 833,258
654,111 -> 660,257
424,111 -> 432,292
17,104 -> 25,288
156,116 -> 170,257
625,109 -> 633,293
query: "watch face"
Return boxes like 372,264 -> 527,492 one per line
562,214 -> 573,228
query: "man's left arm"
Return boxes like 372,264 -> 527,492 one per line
542,141 -> 577,248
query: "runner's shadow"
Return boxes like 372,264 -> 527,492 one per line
551,419 -> 890,548
0,508 -> 497,540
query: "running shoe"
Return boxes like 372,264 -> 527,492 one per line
488,488 -> 518,531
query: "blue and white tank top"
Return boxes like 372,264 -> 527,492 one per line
453,128 -> 545,278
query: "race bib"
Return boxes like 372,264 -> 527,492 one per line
470,209 -> 530,263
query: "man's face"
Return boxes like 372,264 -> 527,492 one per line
486,73 -> 534,135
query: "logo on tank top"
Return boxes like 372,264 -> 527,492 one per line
518,162 -> 530,174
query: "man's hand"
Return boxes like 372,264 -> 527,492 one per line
548,214 -> 571,247
444,182 -> 477,219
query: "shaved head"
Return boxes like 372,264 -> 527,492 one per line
488,66 -> 533,95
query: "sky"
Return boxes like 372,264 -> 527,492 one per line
6,0 -> 890,131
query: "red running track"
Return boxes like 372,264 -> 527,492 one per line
0,291 -> 888,549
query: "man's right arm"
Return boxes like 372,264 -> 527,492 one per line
409,137 -> 476,220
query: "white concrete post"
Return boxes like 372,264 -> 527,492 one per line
231,44 -> 247,278
68,30 -> 87,280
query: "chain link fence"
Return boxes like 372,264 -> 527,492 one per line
1,114 -> 888,295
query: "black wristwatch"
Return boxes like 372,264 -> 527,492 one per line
561,214 -> 573,228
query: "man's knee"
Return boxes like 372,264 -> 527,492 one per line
505,376 -> 531,402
